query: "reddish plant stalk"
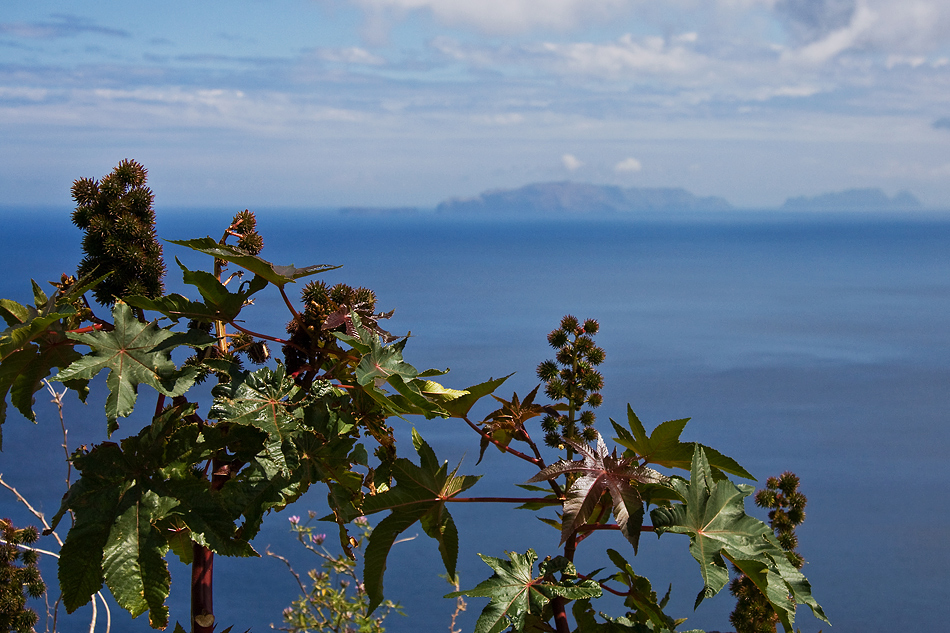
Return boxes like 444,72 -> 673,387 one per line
192,459 -> 231,632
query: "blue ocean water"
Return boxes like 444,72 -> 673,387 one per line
1,209 -> 948,632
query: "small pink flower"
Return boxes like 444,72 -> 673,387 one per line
311,533 -> 327,545
289,515 -> 300,525
353,516 -> 368,526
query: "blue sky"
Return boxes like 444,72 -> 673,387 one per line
3,0 -> 950,208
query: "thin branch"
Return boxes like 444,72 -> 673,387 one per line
575,523 -> 655,533
0,475 -> 62,547
88,592 -> 97,633
278,286 -> 303,323
0,539 -> 60,558
266,549 -> 309,599
97,591 -> 112,633
44,379 -> 72,492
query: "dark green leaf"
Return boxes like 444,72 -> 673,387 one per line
362,429 -> 480,612
168,237 -> 339,288
101,490 -> 176,628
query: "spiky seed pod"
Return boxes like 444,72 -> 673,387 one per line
229,210 -> 264,255
585,346 -> 606,365
574,336 -> 594,354
586,392 -> 603,408
581,318 -> 599,334
231,332 -> 254,350
547,329 -> 569,348
555,347 -> 573,365
560,315 -> 579,331
730,471 -> 809,633
71,159 -> 165,306
188,319 -> 214,334
0,519 -> 45,633
544,378 -> 565,401
247,341 -> 270,365
579,410 -> 595,427
540,415 -> 559,433
353,287 -> 377,307
536,360 -> 558,382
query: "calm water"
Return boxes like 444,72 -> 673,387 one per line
1,209 -> 948,632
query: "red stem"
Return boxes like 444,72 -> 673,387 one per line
192,459 -> 231,632
67,323 -> 111,334
444,496 -> 559,505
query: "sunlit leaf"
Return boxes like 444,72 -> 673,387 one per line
54,301 -> 197,433
612,405 -> 754,480
650,446 -> 828,632
446,549 -> 600,633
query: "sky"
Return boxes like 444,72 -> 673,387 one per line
3,0 -> 950,208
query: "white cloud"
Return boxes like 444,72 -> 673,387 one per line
536,33 -> 707,77
313,47 -> 386,65
349,0 -> 630,33
781,2 -> 877,65
614,157 -> 643,172
562,153 -> 583,170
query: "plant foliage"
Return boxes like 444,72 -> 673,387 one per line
0,160 -> 828,633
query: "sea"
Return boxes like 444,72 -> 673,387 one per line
1,207 -> 948,633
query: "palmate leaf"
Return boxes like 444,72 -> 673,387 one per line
611,405 -> 754,480
209,364 -> 302,475
54,301 -> 197,433
49,402 -> 270,620
602,548 -> 678,631
337,323 -> 471,419
527,431 -> 667,552
361,429 -> 480,612
127,258 -> 269,323
446,549 -> 601,633
0,295 -> 79,439
650,446 -> 829,632
168,237 -> 340,288
102,490 -> 177,629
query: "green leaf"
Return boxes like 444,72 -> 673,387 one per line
102,490 -> 176,629
168,237 -> 340,288
603,549 -> 676,631
612,405 -> 754,480
446,549 -> 600,633
54,301 -> 197,432
209,365 -> 301,475
650,446 -> 828,632
0,291 -> 79,437
362,429 -> 480,612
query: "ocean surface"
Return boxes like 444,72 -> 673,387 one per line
1,208 -> 948,633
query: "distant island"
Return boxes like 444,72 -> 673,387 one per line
333,182 -> 928,215
779,188 -> 922,212
435,182 -> 732,215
